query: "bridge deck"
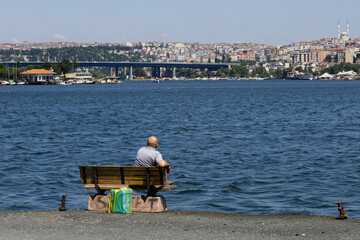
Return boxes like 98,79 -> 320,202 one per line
2,62 -> 230,69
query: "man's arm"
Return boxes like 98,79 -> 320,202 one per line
158,160 -> 171,174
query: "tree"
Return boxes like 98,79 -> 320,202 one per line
58,58 -> 77,77
271,68 -> 283,79
59,58 -> 71,75
217,68 -> 230,77
229,65 -> 249,77
72,60 -> 79,70
14,61 -> 22,68
176,68 -> 192,78
321,62 -> 360,74
52,65 -> 62,75
295,66 -> 304,73
0,67 -> 8,79
133,67 -> 147,77
252,67 -> 269,78
324,55 -> 332,63
27,65 -> 43,70
325,55 -> 338,63
239,60 -> 256,66
163,68 -> 173,78
92,71 -> 105,79
42,62 -> 52,70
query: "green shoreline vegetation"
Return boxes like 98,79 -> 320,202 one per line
1,60 -> 360,81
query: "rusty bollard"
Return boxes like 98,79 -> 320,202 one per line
336,202 -> 348,219
59,195 -> 67,211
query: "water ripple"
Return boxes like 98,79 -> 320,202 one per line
1,81 -> 360,218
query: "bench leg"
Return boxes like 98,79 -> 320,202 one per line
95,185 -> 106,195
98,190 -> 106,195
96,190 -> 106,195
147,186 -> 160,197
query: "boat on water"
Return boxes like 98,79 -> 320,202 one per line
0,80 -> 18,85
1,80 -> 10,85
296,74 -> 313,80
284,72 -> 313,80
58,81 -> 72,85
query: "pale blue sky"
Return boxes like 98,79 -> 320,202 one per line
1,0 -> 359,45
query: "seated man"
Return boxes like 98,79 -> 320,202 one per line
134,136 -> 171,174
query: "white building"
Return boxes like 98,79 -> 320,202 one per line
20,69 -> 56,84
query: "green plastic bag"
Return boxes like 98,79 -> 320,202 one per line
108,187 -> 133,213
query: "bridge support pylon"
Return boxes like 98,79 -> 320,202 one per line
115,67 -> 119,78
172,67 -> 176,79
123,67 -> 126,80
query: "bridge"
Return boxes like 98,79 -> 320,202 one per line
2,62 -> 230,79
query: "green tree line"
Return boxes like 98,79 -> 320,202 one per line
0,59 -> 78,80
0,45 -> 142,62
321,62 -> 360,74
0,62 -> 25,80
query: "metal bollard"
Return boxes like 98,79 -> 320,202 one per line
336,202 -> 348,219
59,195 -> 67,211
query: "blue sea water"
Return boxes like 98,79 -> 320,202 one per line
0,80 -> 359,218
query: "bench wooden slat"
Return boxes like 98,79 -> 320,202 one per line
79,165 -> 176,195
80,169 -> 166,175
81,170 -> 167,177
81,175 -> 164,181
79,166 -> 166,172
81,179 -> 166,185
84,184 -> 177,191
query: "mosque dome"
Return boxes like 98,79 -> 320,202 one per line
340,32 -> 350,41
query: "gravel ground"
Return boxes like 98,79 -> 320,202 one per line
0,210 -> 359,240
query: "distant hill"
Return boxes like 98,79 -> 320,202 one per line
0,45 -> 144,62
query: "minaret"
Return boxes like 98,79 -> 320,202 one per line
347,20 -> 349,35
338,20 -> 340,39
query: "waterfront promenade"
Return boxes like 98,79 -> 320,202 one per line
0,210 -> 359,240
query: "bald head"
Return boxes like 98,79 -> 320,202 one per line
147,136 -> 159,148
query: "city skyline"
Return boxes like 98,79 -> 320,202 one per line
1,0 -> 359,45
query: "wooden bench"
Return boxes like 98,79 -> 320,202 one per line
79,165 -> 176,196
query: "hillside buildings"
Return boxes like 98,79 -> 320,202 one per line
1,22 -> 360,76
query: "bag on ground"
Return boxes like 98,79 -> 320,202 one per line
108,187 -> 133,213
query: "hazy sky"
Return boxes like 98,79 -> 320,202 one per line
1,0 -> 359,45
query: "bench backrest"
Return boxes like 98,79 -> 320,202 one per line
79,165 -> 168,186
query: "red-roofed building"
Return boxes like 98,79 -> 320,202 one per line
201,56 -> 216,63
185,57 -> 199,63
20,69 -> 57,84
